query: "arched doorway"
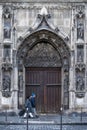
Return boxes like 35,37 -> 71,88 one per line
24,41 -> 62,113
17,30 -> 70,113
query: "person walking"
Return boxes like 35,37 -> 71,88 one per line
29,93 -> 39,118
24,96 -> 34,118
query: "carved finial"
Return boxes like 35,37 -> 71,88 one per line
40,6 -> 48,15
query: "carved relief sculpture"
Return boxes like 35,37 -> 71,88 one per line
64,74 -> 69,91
77,45 -> 84,62
76,5 -> 85,40
18,75 -> 23,90
75,66 -> 85,98
76,75 -> 84,91
3,75 -> 11,91
4,45 -> 11,62
77,19 -> 84,40
2,74 -> 11,97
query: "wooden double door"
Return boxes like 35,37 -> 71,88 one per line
25,67 -> 61,113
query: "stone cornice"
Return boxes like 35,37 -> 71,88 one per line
1,1 -> 85,10
0,3 -> 72,10
0,0 -> 87,3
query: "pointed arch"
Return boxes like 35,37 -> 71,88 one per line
17,29 -> 70,111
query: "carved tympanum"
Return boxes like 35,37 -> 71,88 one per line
24,42 -> 62,67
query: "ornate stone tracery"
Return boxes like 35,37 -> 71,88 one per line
24,42 -> 62,67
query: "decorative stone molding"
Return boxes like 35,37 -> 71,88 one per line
1,0 -> 86,2
6,3 -> 72,10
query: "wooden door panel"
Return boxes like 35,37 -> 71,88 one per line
46,85 -> 61,113
25,69 -> 44,112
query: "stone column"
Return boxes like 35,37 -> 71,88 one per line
12,49 -> 18,110
0,5 -> 2,109
69,7 -> 76,111
12,66 -> 18,111
69,67 -> 75,110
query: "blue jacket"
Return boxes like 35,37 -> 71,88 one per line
29,96 -> 36,108
25,98 -> 32,112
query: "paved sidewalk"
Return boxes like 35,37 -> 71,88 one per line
0,113 -> 87,130
0,113 -> 87,125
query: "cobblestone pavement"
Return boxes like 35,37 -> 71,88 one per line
0,124 -> 87,130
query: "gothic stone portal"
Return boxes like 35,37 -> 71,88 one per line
17,30 -> 70,113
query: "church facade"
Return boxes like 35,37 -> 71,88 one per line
0,0 -> 87,113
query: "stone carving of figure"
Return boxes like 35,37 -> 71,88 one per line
77,22 -> 84,39
4,47 -> 10,62
4,26 -> 11,39
76,75 -> 84,91
3,75 -> 11,91
18,75 -> 23,89
77,48 -> 83,62
64,74 -> 69,90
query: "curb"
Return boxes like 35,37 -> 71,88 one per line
0,121 -> 87,125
